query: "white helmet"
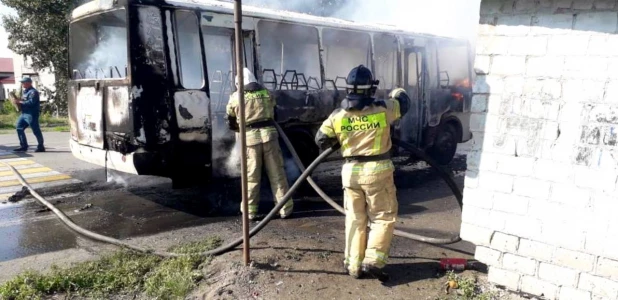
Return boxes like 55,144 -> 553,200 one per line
235,67 -> 257,88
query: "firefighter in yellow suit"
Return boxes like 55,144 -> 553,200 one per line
315,65 -> 410,282
226,68 -> 293,220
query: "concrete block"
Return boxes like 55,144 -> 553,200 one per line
579,273 -> 618,299
518,239 -> 555,262
477,36 -> 511,56
509,36 -> 548,56
496,156 -> 535,176
488,210 -> 509,231
550,184 -> 590,208
593,0 -> 616,9
544,121 -> 560,140
596,258 -> 618,281
588,36 -> 618,56
574,12 -> 618,34
563,80 -> 606,103
463,187 -> 494,209
532,14 -> 574,35
521,276 -> 559,300
559,287 -> 592,300
547,35 -> 590,56
503,77 -> 526,97
513,177 -> 551,199
495,15 -> 533,36
492,56 -> 527,76
542,221 -> 586,251
503,214 -> 544,241
539,262 -> 581,286
523,79 -> 562,100
515,0 -> 537,12
533,160 -> 574,183
584,225 -> 609,256
527,56 -> 565,78
605,81 -> 618,104
484,134 -> 518,156
488,267 -> 521,290
564,57 -> 610,80
474,75 -> 504,94
474,56 -> 491,75
475,246 -> 502,266
491,232 -> 520,252
480,0 -> 502,15
502,253 -> 537,275
573,0 -> 594,9
470,113 -> 487,132
467,151 -> 500,171
574,166 -> 618,192
553,248 -> 596,272
464,170 -> 480,188
460,223 -> 494,247
555,0 -> 574,8
472,95 -> 488,113
480,171 -> 514,193
493,192 -> 530,214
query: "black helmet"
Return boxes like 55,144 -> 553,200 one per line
345,65 -> 378,101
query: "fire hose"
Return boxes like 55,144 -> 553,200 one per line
0,125 -> 463,258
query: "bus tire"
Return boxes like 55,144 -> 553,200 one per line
427,123 -> 458,165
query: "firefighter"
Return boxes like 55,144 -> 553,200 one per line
226,68 -> 293,220
315,65 -> 410,282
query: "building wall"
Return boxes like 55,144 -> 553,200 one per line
462,0 -> 618,299
12,53 -> 56,101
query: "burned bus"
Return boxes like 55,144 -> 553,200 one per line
68,0 -> 473,188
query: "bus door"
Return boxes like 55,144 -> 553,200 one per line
401,46 -> 426,146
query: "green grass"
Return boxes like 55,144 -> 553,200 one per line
0,100 -> 69,132
442,271 -> 497,300
0,236 -> 223,300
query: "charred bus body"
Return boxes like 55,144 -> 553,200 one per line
68,0 -> 473,188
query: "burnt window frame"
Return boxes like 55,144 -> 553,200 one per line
68,7 -> 130,81
372,32 -> 400,92
320,27 -> 373,90
172,9 -> 207,90
255,19 -> 322,90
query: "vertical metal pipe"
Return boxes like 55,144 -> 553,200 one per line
234,0 -> 250,266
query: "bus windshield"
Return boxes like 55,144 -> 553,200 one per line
69,9 -> 128,80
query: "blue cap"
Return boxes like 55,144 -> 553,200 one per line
19,77 -> 32,83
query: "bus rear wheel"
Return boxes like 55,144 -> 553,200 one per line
428,123 -> 458,165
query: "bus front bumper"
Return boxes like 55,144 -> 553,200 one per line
70,139 -> 139,175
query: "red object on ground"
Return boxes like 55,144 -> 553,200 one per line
440,258 -> 468,271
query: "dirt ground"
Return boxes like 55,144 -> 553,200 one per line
0,153 -> 530,299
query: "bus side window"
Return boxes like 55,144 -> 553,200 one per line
174,11 -> 204,90
202,27 -> 234,112
257,21 -> 321,90
322,29 -> 371,90
436,41 -> 470,89
373,34 -> 398,98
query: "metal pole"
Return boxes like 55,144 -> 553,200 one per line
234,0 -> 250,266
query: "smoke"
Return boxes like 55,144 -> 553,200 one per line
235,0 -> 481,42
106,170 -> 129,187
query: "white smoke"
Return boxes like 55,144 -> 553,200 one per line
77,29 -> 127,79
237,0 -> 481,42
106,170 -> 129,187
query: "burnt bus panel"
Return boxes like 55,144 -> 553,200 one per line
174,90 -> 210,142
105,86 -> 132,132
272,90 -> 341,125
75,86 -> 105,149
69,85 -> 79,141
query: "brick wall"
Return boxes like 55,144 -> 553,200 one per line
462,0 -> 618,299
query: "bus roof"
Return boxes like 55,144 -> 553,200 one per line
72,0 -> 465,43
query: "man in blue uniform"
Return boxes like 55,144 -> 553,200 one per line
14,77 -> 45,152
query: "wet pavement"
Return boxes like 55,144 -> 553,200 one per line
0,131 -> 473,275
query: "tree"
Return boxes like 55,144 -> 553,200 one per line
0,0 -> 84,115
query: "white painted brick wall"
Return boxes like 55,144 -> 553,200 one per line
539,263 -> 580,287
463,0 -> 618,298
489,267 -> 521,290
521,276 -> 559,300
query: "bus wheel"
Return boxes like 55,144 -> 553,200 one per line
428,123 -> 458,165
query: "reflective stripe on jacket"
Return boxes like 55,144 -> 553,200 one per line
226,84 -> 278,146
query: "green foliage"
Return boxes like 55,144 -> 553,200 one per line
0,0 -> 84,116
445,271 -> 497,300
0,237 -> 222,299
1,100 -> 18,115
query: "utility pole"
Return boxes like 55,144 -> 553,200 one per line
234,0 -> 250,266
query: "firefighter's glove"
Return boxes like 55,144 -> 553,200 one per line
226,115 -> 239,132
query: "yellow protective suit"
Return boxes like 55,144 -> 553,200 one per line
316,90 -> 403,275
227,82 -> 293,218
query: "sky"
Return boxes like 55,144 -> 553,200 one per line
0,3 -> 15,58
